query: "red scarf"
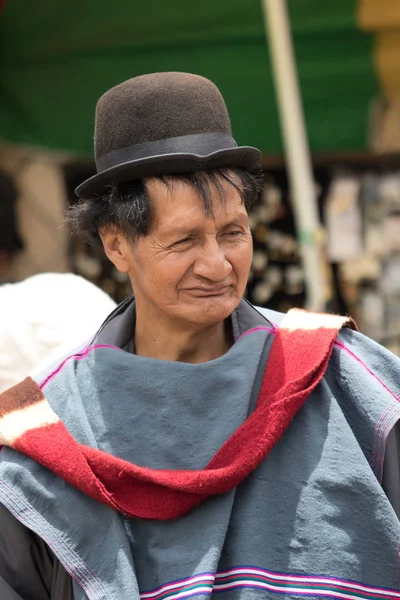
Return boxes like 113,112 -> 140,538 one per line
0,309 -> 354,520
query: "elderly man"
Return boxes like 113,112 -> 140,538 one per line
0,73 -> 399,600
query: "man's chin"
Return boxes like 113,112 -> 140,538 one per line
182,295 -> 241,326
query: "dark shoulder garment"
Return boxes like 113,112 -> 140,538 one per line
0,504 -> 72,600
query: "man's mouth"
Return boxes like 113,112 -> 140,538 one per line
183,285 -> 232,297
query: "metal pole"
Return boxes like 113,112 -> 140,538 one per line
261,0 -> 326,311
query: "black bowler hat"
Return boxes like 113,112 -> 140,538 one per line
75,72 -> 261,199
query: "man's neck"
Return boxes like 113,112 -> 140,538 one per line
134,311 -> 233,363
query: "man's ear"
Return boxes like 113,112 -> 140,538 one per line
98,227 -> 131,273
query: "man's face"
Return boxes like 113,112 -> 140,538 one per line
116,176 -> 253,329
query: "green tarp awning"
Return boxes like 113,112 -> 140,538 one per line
0,0 -> 378,155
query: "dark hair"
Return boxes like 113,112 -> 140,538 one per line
66,168 -> 264,247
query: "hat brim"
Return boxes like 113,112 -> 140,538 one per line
75,146 -> 261,199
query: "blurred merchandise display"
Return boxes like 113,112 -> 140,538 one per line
325,170 -> 400,354
70,236 -> 132,303
325,176 -> 363,263
246,175 -> 306,313
247,163 -> 400,354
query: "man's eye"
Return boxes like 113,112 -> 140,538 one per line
226,230 -> 242,237
173,237 -> 192,246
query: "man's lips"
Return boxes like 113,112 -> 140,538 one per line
182,285 -> 233,296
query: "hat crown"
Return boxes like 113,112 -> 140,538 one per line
94,72 -> 232,160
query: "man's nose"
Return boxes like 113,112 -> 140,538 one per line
192,240 -> 233,282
